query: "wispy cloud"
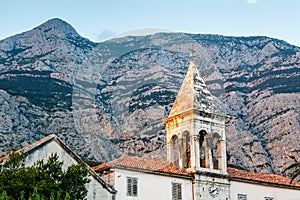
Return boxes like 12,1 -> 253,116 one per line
246,0 -> 258,4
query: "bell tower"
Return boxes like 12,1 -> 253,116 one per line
163,57 -> 230,200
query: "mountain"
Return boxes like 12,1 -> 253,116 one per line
0,18 -> 299,176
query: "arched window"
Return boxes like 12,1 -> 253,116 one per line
182,131 -> 191,168
171,135 -> 180,167
199,130 -> 207,168
212,133 -> 221,170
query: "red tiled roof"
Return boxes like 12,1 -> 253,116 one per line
93,158 -> 300,187
0,134 -> 56,163
92,156 -> 191,177
228,167 -> 300,187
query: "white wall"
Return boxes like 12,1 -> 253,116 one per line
25,140 -> 77,168
24,140 -> 114,200
230,180 -> 300,200
113,168 -> 192,200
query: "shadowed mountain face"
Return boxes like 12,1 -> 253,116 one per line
0,18 -> 299,175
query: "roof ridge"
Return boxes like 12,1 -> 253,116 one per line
0,134 -> 56,163
92,156 -> 190,176
227,167 -> 300,187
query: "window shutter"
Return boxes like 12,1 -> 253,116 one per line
172,183 -> 176,199
133,178 -> 138,196
238,194 -> 247,200
178,184 -> 182,200
172,182 -> 182,200
127,178 -> 132,196
127,177 -> 138,197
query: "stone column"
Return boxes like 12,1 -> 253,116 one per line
182,136 -> 187,168
166,140 -> 172,163
205,136 -> 213,169
178,138 -> 183,169
219,139 -> 227,173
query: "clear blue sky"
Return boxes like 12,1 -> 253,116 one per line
1,0 -> 300,46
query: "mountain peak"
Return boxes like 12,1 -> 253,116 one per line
33,18 -> 80,38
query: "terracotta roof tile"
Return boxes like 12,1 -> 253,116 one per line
92,156 -> 190,177
228,167 -> 300,187
94,157 -> 300,186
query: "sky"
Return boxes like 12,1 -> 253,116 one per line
1,0 -> 300,46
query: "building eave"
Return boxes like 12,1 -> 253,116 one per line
112,165 -> 193,180
54,137 -> 117,194
195,170 -> 230,179
165,108 -> 227,121
230,177 -> 300,190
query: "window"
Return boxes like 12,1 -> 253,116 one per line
265,197 -> 274,200
237,194 -> 247,200
126,177 -> 138,197
172,182 -> 182,200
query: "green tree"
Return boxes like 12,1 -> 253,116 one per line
0,152 -> 90,200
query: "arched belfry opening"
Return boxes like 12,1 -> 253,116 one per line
199,130 -> 207,168
167,131 -> 192,169
170,135 -> 180,167
212,133 -> 221,170
182,131 -> 191,169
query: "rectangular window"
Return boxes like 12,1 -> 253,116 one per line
172,182 -> 182,200
127,177 -> 138,197
237,194 -> 247,200
265,197 -> 274,200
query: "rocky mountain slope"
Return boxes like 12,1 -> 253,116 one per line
0,18 -> 299,175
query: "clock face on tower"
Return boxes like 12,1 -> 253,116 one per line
208,183 -> 219,198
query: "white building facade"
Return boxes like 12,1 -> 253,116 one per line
230,180 -> 300,200
93,156 -> 193,200
113,168 -> 192,200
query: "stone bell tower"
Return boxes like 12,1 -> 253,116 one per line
163,57 -> 230,200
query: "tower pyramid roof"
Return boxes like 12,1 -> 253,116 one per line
168,60 -> 218,117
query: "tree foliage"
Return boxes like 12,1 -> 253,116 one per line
0,152 -> 90,200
